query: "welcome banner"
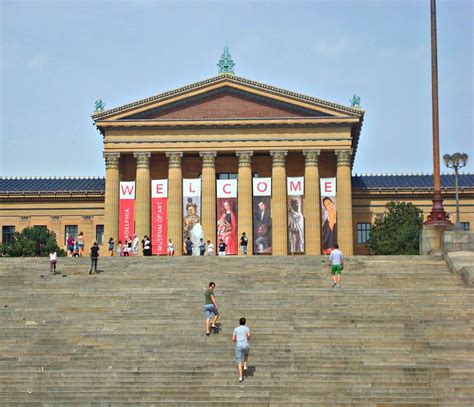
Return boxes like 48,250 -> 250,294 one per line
287,177 -> 304,254
119,181 -> 135,245
253,177 -> 272,254
217,179 -> 238,255
320,177 -> 337,254
151,180 -> 168,255
183,178 -> 203,255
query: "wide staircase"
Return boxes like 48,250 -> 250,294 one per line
0,255 -> 472,405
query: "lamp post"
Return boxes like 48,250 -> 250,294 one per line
443,153 -> 469,229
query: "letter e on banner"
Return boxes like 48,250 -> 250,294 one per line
320,178 -> 336,196
151,180 -> 168,198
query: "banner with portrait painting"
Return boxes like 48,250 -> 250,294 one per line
320,177 -> 337,254
183,178 -> 203,255
287,177 -> 304,254
216,179 -> 238,255
253,177 -> 272,254
151,179 -> 168,255
119,181 -> 135,245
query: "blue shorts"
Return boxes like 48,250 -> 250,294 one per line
235,346 -> 249,363
204,304 -> 218,319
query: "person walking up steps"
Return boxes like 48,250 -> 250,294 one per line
89,241 -> 100,275
204,282 -> 219,336
328,244 -> 344,288
49,249 -> 57,274
232,317 -> 251,383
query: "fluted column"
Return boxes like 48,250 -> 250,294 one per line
336,149 -> 354,255
270,150 -> 288,255
134,152 -> 151,254
303,150 -> 321,255
236,151 -> 253,256
200,151 -> 217,245
103,153 -> 120,247
166,152 -> 183,256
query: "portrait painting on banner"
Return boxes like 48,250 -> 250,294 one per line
253,196 -> 272,254
288,195 -> 304,254
183,178 -> 203,255
321,195 -> 337,254
217,198 -> 238,255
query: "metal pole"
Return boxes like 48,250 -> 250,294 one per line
425,0 -> 450,225
455,167 -> 461,229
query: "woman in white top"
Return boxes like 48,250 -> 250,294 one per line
167,239 -> 174,256
49,249 -> 57,273
207,240 -> 214,256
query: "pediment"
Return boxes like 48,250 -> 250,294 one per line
123,87 -> 332,120
93,75 -> 363,123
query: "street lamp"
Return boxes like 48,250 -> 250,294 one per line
443,153 -> 469,229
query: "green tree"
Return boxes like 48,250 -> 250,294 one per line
367,202 -> 423,255
0,226 -> 65,257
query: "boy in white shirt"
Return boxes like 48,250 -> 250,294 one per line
232,317 -> 251,383
207,240 -> 214,256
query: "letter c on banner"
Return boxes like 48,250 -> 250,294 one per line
223,183 -> 231,194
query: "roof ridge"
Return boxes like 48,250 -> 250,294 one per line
0,176 -> 105,180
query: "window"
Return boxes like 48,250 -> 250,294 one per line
217,173 -> 238,180
357,223 -> 371,244
96,225 -> 104,245
461,222 -> 470,231
64,225 -> 78,244
2,226 -> 15,244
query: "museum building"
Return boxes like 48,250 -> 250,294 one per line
1,54 -> 473,255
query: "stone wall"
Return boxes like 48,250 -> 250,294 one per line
442,230 -> 474,253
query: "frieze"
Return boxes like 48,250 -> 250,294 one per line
303,150 -> 321,167
236,151 -> 253,167
133,152 -> 151,168
270,150 -> 287,167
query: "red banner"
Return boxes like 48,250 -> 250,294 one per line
151,180 -> 168,255
119,182 -> 135,245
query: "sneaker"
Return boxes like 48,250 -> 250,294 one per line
332,282 -> 337,288
238,377 -> 243,383
337,284 -> 340,288
244,364 -> 248,371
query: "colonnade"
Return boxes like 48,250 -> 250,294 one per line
103,149 -> 354,256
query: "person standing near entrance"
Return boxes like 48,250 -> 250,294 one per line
240,232 -> 248,255
199,238 -> 206,256
207,240 -> 214,256
218,239 -> 227,256
204,282 -> 219,336
328,244 -> 344,288
89,242 -> 100,275
232,317 -> 251,383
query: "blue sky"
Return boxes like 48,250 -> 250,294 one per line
1,0 -> 472,177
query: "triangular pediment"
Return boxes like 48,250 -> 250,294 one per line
93,75 -> 363,123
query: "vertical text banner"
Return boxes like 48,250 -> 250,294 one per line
183,179 -> 203,255
119,181 -> 135,244
151,180 -> 168,255
252,177 -> 272,254
287,177 -> 305,254
216,179 -> 238,255
320,177 -> 337,254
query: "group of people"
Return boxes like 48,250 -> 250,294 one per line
107,235 -> 152,257
204,282 -> 251,383
176,232 -> 249,257
65,231 -> 85,257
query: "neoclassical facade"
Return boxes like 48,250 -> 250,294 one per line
1,72 -> 472,255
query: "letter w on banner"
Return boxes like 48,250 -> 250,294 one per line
183,179 -> 203,255
217,179 -> 238,255
320,177 -> 337,254
119,181 -> 135,245
252,177 -> 272,254
287,177 -> 304,254
151,180 -> 168,255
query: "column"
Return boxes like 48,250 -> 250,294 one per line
134,152 -> 151,253
270,150 -> 288,255
336,149 -> 354,255
236,151 -> 253,256
103,152 -> 120,246
303,150 -> 321,255
199,151 -> 217,245
166,152 -> 183,256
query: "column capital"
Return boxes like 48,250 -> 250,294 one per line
335,149 -> 352,166
236,150 -> 253,167
303,150 -> 321,166
133,152 -> 151,168
199,151 -> 217,168
166,152 -> 183,168
270,150 -> 287,167
103,152 -> 120,169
